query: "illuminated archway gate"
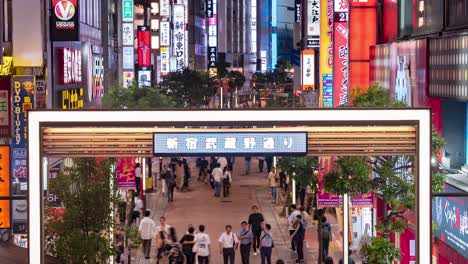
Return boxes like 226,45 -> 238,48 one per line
28,109 -> 431,263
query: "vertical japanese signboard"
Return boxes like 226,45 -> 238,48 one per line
173,4 -> 185,72
11,76 -> 34,196
308,0 -> 320,36
122,23 -> 134,46
137,26 -> 151,67
0,200 -> 10,228
122,0 -> 133,21
333,0 -> 349,107
0,77 -> 10,137
122,0 -> 134,75
160,21 -> 170,46
160,0 -> 170,17
0,146 -> 10,197
320,0 -> 333,108
301,50 -> 315,90
160,47 -> 169,76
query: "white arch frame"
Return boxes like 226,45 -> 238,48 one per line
28,109 -> 431,263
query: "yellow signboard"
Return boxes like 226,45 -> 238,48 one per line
61,88 -> 84,110
0,146 -> 10,197
0,57 -> 13,76
0,200 -> 10,229
319,0 -> 333,108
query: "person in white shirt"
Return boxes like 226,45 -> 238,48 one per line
287,204 -> 300,251
212,163 -> 223,197
218,225 -> 239,264
195,225 -> 211,264
132,196 -> 144,226
267,168 -> 279,203
138,210 -> 156,259
222,167 -> 233,197
155,216 -> 171,260
217,157 -> 228,170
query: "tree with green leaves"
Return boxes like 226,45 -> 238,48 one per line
159,68 -> 217,107
323,156 -> 371,196
227,70 -> 246,107
276,156 -> 318,190
102,81 -> 175,109
45,158 -> 118,263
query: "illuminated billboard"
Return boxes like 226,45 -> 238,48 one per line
302,50 -> 315,90
319,0 -> 333,108
173,4 -> 185,71
333,0 -> 348,107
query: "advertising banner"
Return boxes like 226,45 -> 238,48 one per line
319,0 -> 333,108
50,0 -> 79,41
138,68 -> 152,88
58,48 -> 82,85
318,156 -> 339,207
160,48 -> 170,75
0,77 -> 11,137
173,5 -> 186,71
433,196 -> 468,258
160,0 -> 170,17
122,47 -> 134,70
116,158 -> 136,189
0,200 -> 10,228
160,21 -> 170,46
122,0 -> 134,21
123,71 -> 134,88
301,50 -> 315,90
307,0 -> 320,36
351,193 -> 373,207
0,146 -> 10,197
122,23 -> 134,46
11,76 -> 34,196
333,21 -> 349,107
137,26 -> 151,67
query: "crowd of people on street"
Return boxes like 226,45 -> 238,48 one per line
134,204 -> 288,264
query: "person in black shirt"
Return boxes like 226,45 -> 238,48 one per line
179,226 -> 196,264
248,205 -> 264,256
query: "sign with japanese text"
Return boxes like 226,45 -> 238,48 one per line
153,132 -> 307,156
50,0 -> 79,41
61,88 -> 84,109
308,0 -> 320,36
160,20 -> 170,46
334,0 -> 348,12
318,156 -> 339,207
58,48 -> 82,85
122,47 -> 134,70
137,26 -> 151,67
0,146 -> 10,197
160,0 -> 170,17
116,157 -> 136,189
206,0 -> 214,17
295,0 -> 301,23
301,50 -> 315,90
122,23 -> 134,46
433,195 -> 468,258
0,77 -> 11,137
122,0 -> 134,21
319,0 -> 333,108
160,47 -> 169,75
11,76 -> 34,195
92,56 -> 104,99
173,5 -> 186,71
333,21 -> 349,107
0,200 -> 10,228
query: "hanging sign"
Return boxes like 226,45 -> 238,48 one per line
122,0 -> 134,21
308,0 -> 320,36
137,26 -> 151,67
333,0 -> 349,107
319,0 -> 333,108
160,0 -> 170,17
160,21 -> 170,46
301,50 -> 315,90
122,23 -> 134,46
173,5 -> 186,71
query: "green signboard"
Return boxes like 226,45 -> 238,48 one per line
122,0 -> 133,21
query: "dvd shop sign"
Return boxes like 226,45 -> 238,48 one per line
58,48 -> 82,85
51,0 -> 79,41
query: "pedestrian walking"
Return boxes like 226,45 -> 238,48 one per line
180,226 -> 196,264
198,157 -> 209,183
244,157 -> 251,175
305,185 -> 314,214
135,163 -> 142,195
279,170 -> 287,192
132,196 -> 144,226
161,165 -> 168,196
166,168 -> 176,202
248,205 -> 264,256
218,225 -> 239,264
176,160 -> 185,190
212,163 -> 223,197
258,156 -> 265,173
167,227 -> 184,264
217,156 -> 228,171
156,216 -> 172,261
223,166 -> 232,197
265,156 -> 273,173
260,223 -> 274,264
238,221 -> 253,264
267,168 -> 279,203
299,207 -> 310,232
183,159 -> 190,189
194,225 -> 211,264
321,216 -> 332,257
291,214 -> 305,263
138,210 -> 156,259
287,204 -> 300,251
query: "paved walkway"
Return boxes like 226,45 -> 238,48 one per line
128,158 -> 354,264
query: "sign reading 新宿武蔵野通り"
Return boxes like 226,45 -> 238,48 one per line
153,132 -> 307,156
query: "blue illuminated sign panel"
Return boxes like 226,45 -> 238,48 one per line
153,132 -> 307,156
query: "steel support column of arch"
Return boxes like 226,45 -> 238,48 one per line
28,109 -> 431,263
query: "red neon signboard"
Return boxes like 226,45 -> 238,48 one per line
333,21 -> 349,107
58,48 -> 82,85
137,27 -> 151,67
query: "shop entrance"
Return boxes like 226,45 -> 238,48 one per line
28,109 -> 431,263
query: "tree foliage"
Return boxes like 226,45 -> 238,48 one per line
45,158 -> 117,263
361,237 -> 401,264
351,83 -> 407,108
160,68 -> 217,107
324,156 -> 371,196
277,156 -> 318,189
102,81 -> 175,109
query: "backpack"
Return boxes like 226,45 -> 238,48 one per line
321,224 -> 330,241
